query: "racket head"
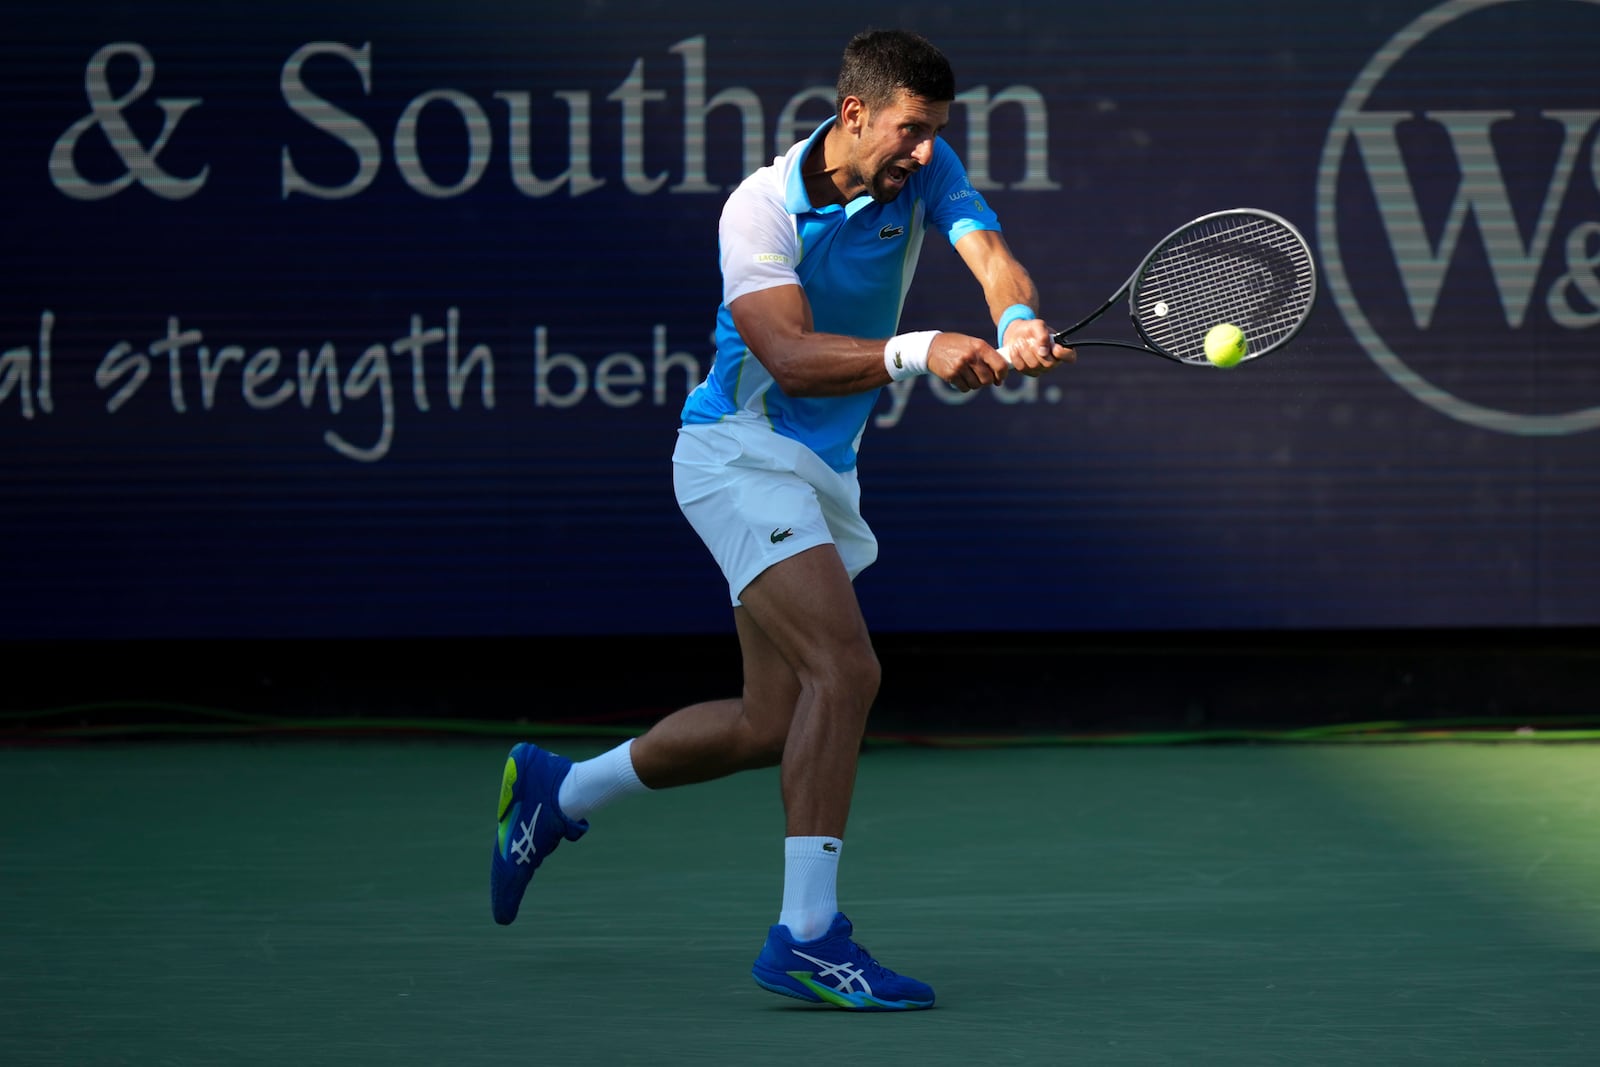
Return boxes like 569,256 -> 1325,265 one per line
1126,208 -> 1317,366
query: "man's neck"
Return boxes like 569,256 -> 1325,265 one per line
802,124 -> 863,208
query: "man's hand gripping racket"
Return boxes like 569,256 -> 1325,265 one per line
1001,208 -> 1317,368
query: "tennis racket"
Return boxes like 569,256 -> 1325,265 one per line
1001,208 -> 1317,367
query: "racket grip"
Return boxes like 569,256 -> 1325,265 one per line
999,331 -> 1072,364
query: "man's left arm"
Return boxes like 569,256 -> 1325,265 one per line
953,229 -> 1074,376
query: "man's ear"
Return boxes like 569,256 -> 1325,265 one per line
839,95 -> 867,135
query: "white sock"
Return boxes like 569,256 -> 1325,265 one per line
556,739 -> 648,822
778,836 -> 842,942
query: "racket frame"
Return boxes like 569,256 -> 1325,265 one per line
1045,207 -> 1317,366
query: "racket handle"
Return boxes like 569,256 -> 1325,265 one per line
997,331 -> 1072,365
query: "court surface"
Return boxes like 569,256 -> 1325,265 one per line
2,739 -> 1597,1066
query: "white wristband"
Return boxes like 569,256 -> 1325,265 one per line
884,330 -> 939,381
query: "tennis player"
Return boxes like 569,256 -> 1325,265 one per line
490,28 -> 1072,1011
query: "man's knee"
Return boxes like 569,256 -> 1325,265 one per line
808,641 -> 881,711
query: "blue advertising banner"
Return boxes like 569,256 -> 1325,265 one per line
3,0 -> 1597,640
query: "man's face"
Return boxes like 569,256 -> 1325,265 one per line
850,89 -> 950,203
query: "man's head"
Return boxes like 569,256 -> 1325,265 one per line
835,29 -> 956,114
834,30 -> 956,204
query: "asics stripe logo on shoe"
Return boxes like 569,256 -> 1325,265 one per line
511,802 -> 542,865
790,950 -> 872,996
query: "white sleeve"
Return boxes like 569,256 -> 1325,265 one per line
719,171 -> 801,306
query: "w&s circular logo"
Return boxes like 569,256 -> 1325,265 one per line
1318,0 -> 1600,435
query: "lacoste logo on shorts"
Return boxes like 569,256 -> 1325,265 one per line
770,528 -> 794,543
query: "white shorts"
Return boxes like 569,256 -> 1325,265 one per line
673,420 -> 878,605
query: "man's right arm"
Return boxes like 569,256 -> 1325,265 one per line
730,284 -> 1012,397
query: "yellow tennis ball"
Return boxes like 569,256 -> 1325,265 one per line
1204,323 -> 1247,368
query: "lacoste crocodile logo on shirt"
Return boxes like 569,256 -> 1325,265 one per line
879,224 -> 904,240
770,528 -> 795,543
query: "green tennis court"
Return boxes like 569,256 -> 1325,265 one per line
2,739 -> 1596,1065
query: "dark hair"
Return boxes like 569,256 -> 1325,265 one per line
835,29 -> 955,112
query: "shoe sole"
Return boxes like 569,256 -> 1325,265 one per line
495,751 -> 520,857
491,747 -> 533,925
752,968 -> 934,1011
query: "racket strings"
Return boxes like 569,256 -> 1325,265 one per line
1134,215 -> 1314,364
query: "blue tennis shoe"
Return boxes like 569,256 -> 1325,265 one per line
752,912 -> 935,1011
490,742 -> 588,925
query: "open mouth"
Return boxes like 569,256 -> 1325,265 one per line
885,164 -> 911,187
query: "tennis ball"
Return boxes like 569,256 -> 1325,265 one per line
1204,323 -> 1247,368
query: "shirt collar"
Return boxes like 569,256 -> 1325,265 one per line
785,117 -> 838,215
